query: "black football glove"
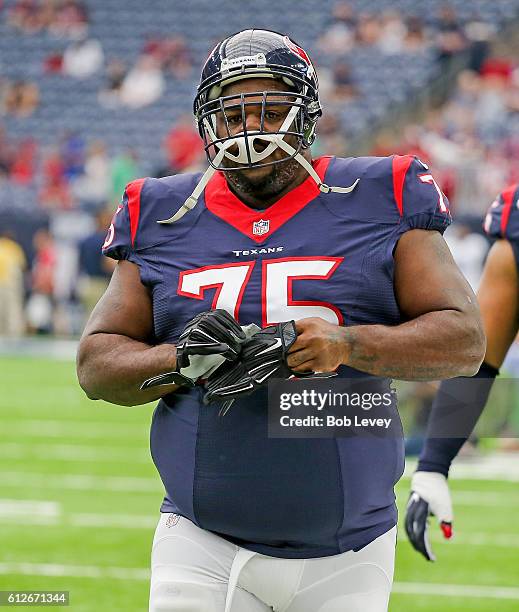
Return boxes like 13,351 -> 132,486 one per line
203,321 -> 311,409
141,309 -> 246,389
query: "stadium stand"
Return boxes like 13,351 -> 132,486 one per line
2,0 -> 519,336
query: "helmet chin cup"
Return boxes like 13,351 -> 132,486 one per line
216,132 -> 279,165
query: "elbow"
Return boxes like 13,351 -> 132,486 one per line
455,313 -> 486,377
76,341 -> 100,401
76,364 -> 100,401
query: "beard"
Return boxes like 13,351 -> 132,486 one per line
222,155 -> 302,208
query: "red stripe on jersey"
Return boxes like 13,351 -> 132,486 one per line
126,178 -> 146,248
500,184 -> 517,237
204,156 -> 333,243
392,155 -> 414,217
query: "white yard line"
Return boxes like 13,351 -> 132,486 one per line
451,533 -> 519,548
2,420 -> 146,439
405,454 -> 519,482
0,443 -> 149,463
0,562 -> 518,600
0,562 -> 149,581
392,582 -> 519,599
70,513 -> 157,529
0,499 -> 61,518
451,491 -> 519,506
0,499 -> 158,530
0,472 -> 160,492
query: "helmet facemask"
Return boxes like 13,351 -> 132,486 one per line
194,66 -> 320,173
199,90 -> 304,171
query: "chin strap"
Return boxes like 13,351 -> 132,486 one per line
157,144 -> 227,225
275,138 -> 360,195
158,123 -> 360,225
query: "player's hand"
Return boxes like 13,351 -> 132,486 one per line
287,317 -> 348,373
405,471 -> 453,561
203,320 -> 301,405
141,309 -> 246,389
176,309 -> 246,364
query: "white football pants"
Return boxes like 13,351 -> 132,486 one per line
149,513 -> 396,612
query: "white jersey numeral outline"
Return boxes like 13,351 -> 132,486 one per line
418,173 -> 448,213
103,204 -> 123,249
178,262 -> 255,320
177,257 -> 343,324
261,257 -> 343,326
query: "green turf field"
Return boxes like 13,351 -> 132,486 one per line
1,356 -> 518,611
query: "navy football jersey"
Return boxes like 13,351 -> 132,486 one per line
102,155 -> 451,558
484,183 -> 519,269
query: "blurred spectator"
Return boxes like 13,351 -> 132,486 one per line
77,208 -> 116,315
71,140 -> 110,209
404,16 -> 428,53
144,34 -> 193,79
317,1 -> 357,55
26,228 -> 55,334
163,36 -> 193,78
0,230 -> 26,337
465,19 -> 493,72
10,139 -> 37,185
2,80 -> 40,117
62,35 -> 104,79
60,132 -> 85,180
378,11 -> 407,55
0,126 -> 14,178
111,149 -> 139,201
8,0 -> 89,37
331,1 -> 357,29
48,0 -> 88,38
434,4 -> 468,62
356,13 -> 382,47
162,116 -> 204,173
317,21 -> 354,56
98,59 -> 127,109
120,55 -> 165,108
39,146 -> 73,209
7,0 -> 43,33
330,61 -> 358,102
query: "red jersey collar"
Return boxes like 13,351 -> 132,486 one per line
204,156 -> 332,243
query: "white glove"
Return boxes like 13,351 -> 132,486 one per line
405,471 -> 453,561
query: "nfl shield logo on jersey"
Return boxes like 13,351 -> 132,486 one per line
253,219 -> 270,236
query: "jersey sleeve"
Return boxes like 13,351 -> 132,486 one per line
102,178 -> 146,261
393,155 -> 452,234
483,184 -> 519,242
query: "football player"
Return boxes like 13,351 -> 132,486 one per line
77,29 -> 485,611
406,185 -> 518,561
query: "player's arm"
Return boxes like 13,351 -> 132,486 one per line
406,239 -> 519,560
418,238 -> 519,474
77,260 -> 180,406
419,238 -> 519,469
477,239 -> 519,368
288,229 -> 485,380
